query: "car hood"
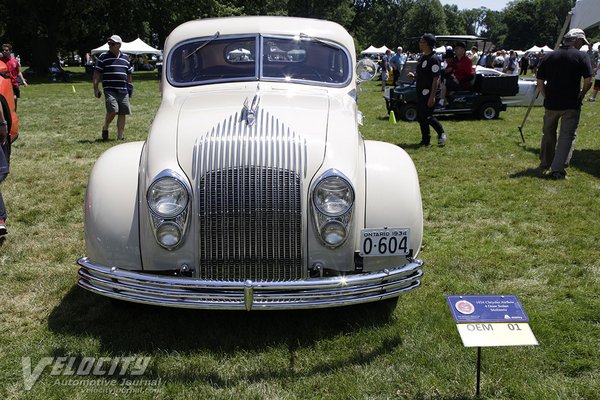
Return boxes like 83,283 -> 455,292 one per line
176,86 -> 334,180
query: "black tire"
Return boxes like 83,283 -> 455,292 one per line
479,103 -> 499,120
398,104 -> 418,122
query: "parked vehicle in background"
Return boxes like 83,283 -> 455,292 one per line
475,66 -> 543,106
384,63 -> 516,121
77,16 -> 425,311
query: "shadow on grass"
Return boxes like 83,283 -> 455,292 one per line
512,145 -> 600,179
49,286 -> 400,354
48,286 -> 404,386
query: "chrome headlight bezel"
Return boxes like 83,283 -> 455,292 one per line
312,175 -> 354,217
147,177 -> 189,218
311,169 -> 355,248
146,171 -> 191,250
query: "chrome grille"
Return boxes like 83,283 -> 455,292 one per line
196,110 -> 306,282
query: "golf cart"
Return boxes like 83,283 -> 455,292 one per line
384,35 -> 518,121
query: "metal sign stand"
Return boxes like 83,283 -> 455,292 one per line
476,347 -> 482,397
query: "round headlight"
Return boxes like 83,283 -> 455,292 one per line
148,177 -> 188,217
313,176 -> 354,216
156,222 -> 182,248
321,221 -> 347,246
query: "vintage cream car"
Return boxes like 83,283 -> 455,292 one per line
77,16 -> 424,310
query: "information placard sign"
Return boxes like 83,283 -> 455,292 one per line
446,295 -> 529,323
455,322 -> 538,347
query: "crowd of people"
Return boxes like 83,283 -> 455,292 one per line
375,29 -> 597,181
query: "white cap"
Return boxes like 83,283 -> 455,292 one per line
564,28 -> 589,45
397,46 -> 403,52
107,35 -> 122,44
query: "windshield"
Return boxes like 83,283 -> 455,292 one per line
168,34 -> 351,87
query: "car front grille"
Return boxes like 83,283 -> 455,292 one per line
196,110 -> 306,282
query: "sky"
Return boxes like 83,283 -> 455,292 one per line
439,0 -> 511,12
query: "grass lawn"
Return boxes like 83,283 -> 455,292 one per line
0,67 -> 598,399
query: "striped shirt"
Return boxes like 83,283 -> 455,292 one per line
95,51 -> 133,93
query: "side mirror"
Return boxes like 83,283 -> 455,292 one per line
355,58 -> 377,83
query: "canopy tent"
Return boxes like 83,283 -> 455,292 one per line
524,45 -> 541,53
91,38 -> 162,55
580,42 -> 600,52
539,45 -> 553,53
360,45 -> 390,55
570,0 -> 600,30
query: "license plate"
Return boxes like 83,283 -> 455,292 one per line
360,228 -> 410,257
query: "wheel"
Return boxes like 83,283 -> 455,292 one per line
479,103 -> 499,120
398,104 -> 418,122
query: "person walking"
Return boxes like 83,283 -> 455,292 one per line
1,43 -> 27,111
587,64 -> 600,102
0,105 -> 10,236
536,28 -> 592,179
409,33 -> 447,146
93,35 -> 133,141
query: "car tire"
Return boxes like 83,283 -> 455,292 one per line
479,103 -> 499,120
399,104 -> 418,122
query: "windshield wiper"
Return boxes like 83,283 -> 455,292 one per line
299,33 -> 339,50
185,31 -> 220,59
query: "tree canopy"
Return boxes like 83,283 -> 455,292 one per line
0,0 -> 595,70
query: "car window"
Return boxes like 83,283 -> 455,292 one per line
168,34 -> 351,87
169,36 -> 258,85
261,36 -> 350,84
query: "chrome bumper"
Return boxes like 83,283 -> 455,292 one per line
77,257 -> 423,310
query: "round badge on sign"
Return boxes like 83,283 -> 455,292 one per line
432,64 -> 440,73
455,300 -> 475,315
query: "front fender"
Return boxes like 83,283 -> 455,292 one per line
84,142 -> 145,269
363,140 -> 423,263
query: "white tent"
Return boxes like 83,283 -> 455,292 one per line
570,0 -> 600,30
361,45 -> 390,55
524,45 -> 541,53
540,45 -> 553,53
580,42 -> 600,52
91,38 -> 162,56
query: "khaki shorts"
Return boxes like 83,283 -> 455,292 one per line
105,90 -> 131,115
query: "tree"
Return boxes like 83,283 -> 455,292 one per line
443,4 -> 467,35
404,0 -> 448,51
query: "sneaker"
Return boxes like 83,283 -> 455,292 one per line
550,171 -> 566,180
588,98 -> 596,102
418,141 -> 431,147
438,132 -> 448,146
101,129 -> 109,141
0,220 -> 7,236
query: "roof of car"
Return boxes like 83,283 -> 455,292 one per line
164,16 -> 355,56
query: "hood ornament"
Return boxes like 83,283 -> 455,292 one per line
241,91 -> 260,126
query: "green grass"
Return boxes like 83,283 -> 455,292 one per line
0,68 -> 598,399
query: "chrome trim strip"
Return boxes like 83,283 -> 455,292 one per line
77,257 -> 423,310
